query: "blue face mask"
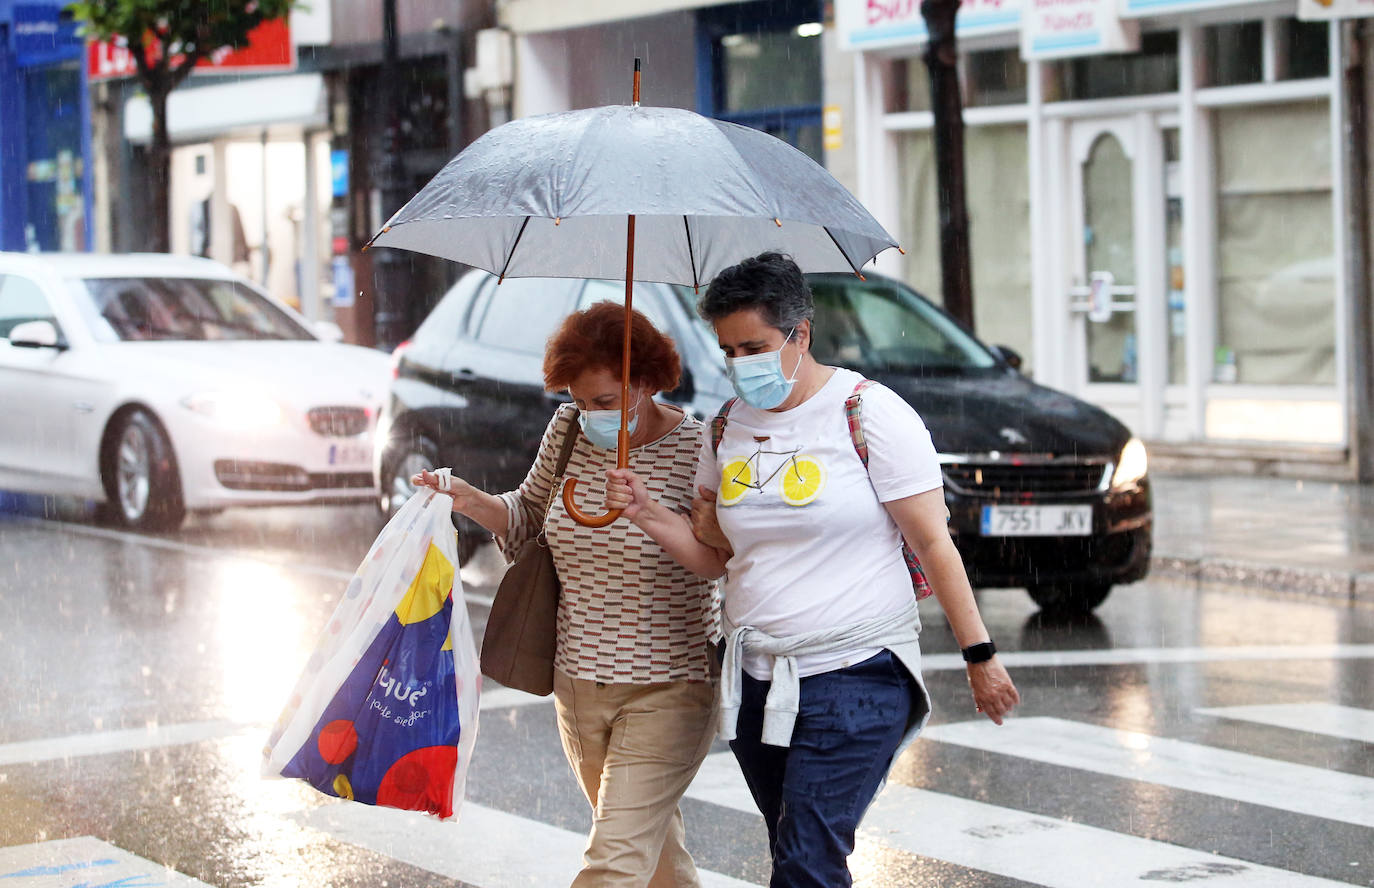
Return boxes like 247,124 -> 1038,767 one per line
725,328 -> 802,410
578,394 -> 641,450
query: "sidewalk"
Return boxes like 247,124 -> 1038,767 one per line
1149,473 -> 1374,605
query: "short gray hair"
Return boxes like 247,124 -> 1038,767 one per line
698,252 -> 814,333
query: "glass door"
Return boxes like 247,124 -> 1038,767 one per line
1065,115 -> 1174,437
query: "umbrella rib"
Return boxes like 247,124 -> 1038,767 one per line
683,217 -> 700,293
498,217 -> 532,283
823,226 -> 866,281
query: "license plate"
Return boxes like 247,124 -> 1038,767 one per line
327,442 -> 371,468
980,505 -> 1092,537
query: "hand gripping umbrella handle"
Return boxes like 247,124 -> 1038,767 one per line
562,429 -> 629,528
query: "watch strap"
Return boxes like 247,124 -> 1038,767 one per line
961,640 -> 997,663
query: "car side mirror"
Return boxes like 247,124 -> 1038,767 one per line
990,344 -> 1023,372
9,320 -> 65,350
314,320 -> 345,342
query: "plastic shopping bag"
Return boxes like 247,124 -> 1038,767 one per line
262,490 -> 480,820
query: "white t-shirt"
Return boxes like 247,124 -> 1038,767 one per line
695,367 -> 943,680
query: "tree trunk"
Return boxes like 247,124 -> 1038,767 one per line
921,0 -> 975,332
147,84 -> 172,253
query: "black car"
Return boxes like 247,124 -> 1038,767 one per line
375,269 -> 1151,613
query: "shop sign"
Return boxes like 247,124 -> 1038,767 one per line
1298,0 -> 1374,19
11,4 -> 83,67
1119,0 -> 1253,17
87,17 -> 295,81
836,0 -> 1023,50
1021,0 -> 1139,59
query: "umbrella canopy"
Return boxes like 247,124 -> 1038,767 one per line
367,104 -> 898,286
367,69 -> 899,527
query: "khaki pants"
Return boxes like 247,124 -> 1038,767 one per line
554,671 -> 719,888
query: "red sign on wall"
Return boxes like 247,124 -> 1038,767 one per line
87,17 -> 295,81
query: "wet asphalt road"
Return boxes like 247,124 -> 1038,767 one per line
1,503 -> 1372,888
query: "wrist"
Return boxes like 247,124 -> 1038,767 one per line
960,640 -> 997,664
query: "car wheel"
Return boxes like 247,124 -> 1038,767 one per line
380,437 -> 440,519
102,409 -> 185,532
1026,581 -> 1111,614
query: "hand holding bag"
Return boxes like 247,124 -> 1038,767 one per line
479,409 -> 580,696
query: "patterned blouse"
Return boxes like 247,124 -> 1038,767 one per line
496,404 -> 719,684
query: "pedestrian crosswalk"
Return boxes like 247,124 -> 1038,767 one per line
2,696 -> 1369,887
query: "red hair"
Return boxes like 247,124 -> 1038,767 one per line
543,301 -> 681,394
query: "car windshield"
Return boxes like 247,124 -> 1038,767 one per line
74,276 -> 313,342
673,275 -> 999,376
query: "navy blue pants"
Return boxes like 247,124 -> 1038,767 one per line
729,649 -> 915,888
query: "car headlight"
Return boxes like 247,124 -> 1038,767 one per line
182,392 -> 284,430
1110,437 -> 1148,490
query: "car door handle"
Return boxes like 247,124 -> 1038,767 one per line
452,368 -> 478,382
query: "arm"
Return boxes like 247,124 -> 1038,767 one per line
606,468 -> 730,579
885,488 -> 1021,725
690,486 -> 734,554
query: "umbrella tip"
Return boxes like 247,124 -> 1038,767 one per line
855,272 -> 866,281
897,246 -> 907,255
498,273 -> 505,284
555,217 -> 561,226
774,218 -> 782,228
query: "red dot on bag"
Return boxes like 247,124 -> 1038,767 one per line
377,746 -> 456,814
318,719 -> 358,764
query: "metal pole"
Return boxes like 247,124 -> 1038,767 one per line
921,0 -> 975,331
373,0 -> 408,350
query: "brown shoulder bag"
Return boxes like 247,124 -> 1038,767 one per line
479,409 -> 580,696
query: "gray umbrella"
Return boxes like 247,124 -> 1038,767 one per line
366,63 -> 900,526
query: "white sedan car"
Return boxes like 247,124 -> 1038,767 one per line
0,251 -> 390,530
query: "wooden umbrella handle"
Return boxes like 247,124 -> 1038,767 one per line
562,478 -> 622,528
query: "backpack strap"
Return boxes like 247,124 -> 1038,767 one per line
844,378 -> 934,601
709,397 -> 739,457
844,380 -> 878,467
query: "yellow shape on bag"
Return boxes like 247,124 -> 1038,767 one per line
780,456 -> 826,506
395,542 -> 455,625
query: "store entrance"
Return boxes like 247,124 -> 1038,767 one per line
1063,114 -> 1178,438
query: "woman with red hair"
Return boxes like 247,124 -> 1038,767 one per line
413,300 -> 718,888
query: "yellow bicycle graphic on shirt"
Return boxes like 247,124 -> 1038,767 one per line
719,442 -> 827,507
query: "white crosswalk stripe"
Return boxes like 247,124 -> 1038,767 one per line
923,716 -> 1374,828
296,797 -> 759,888
1197,702 -> 1374,744
684,753 -> 1355,888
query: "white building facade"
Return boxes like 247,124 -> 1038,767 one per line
836,0 -> 1368,478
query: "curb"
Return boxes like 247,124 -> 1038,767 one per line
1150,554 -> 1374,606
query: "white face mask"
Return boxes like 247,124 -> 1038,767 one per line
724,328 -> 802,409
578,391 -> 642,450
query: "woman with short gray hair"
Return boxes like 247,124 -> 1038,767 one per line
606,251 -> 1019,888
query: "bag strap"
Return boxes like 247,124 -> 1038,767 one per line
844,379 -> 877,467
709,397 -> 739,456
541,406 -> 581,524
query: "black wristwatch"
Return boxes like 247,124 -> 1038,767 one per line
961,640 -> 997,664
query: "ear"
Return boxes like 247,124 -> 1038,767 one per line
796,319 -> 812,352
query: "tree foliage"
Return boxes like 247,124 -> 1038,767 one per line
68,0 -> 297,93
66,0 -> 299,251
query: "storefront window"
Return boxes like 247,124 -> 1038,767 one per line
23,61 -> 85,252
898,125 -> 1033,366
1047,32 -> 1179,101
1164,128 -> 1186,387
886,57 -> 932,113
1281,19 -> 1329,80
965,48 -> 1027,107
1203,21 -> 1263,87
1213,100 -> 1335,386
719,27 -> 822,113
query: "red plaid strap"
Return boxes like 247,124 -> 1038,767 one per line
709,398 -> 739,456
845,380 -> 933,601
